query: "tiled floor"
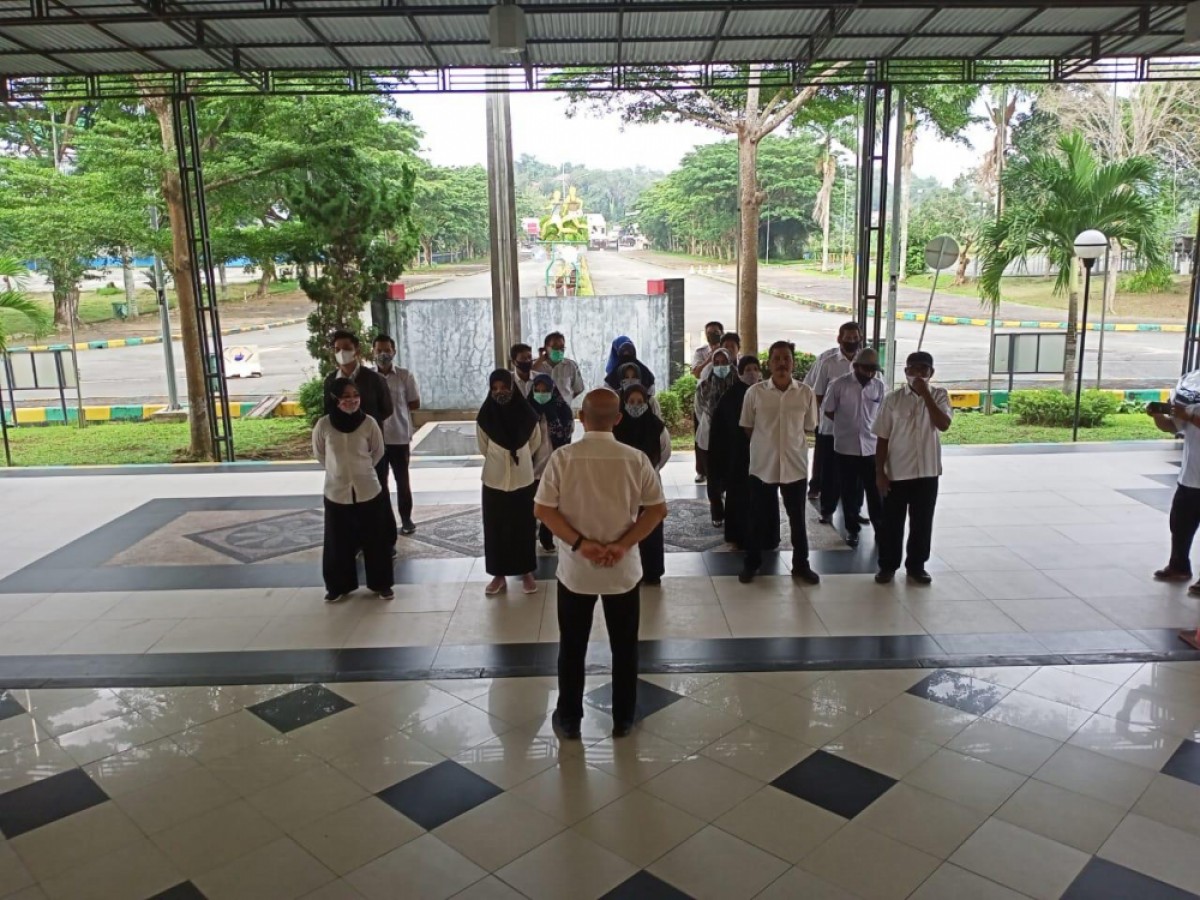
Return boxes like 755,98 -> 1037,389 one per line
0,664 -> 1197,898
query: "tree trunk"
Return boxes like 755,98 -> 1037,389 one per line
146,96 -> 214,461
1062,260 -> 1081,394
737,129 -> 763,353
816,143 -> 836,273
953,240 -> 973,286
1103,238 -> 1119,315
217,263 -> 227,299
898,110 -> 917,281
256,262 -> 272,299
52,281 -> 80,329
121,251 -> 138,316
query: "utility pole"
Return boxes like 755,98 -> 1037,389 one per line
149,206 -> 180,411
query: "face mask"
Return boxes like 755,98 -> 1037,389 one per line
741,370 -> 761,385
533,392 -> 551,405
334,349 -> 356,366
713,365 -> 731,379
375,352 -> 394,366
855,369 -> 875,385
626,402 -> 648,418
706,331 -> 721,345
515,360 -> 532,373
337,397 -> 360,413
549,349 -> 565,364
907,374 -> 930,389
841,341 -> 860,355
493,391 -> 513,405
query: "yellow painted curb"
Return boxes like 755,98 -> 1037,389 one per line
1114,324 -> 1138,332
950,391 -> 980,408
14,407 -> 46,424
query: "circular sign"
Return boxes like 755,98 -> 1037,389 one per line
924,235 -> 960,271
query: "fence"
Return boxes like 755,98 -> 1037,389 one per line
959,249 -> 1190,279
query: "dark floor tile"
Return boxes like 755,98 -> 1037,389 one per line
1062,857 -> 1199,899
703,551 -> 787,577
0,768 -> 109,838
0,691 -> 25,722
1118,487 -> 1174,513
585,678 -> 683,723
1036,630 -> 1149,654
908,669 -> 1009,716
932,632 -> 1048,656
1162,739 -> 1200,788
148,882 -> 209,900
602,870 -> 694,899
771,750 -> 895,819
246,684 -> 354,733
376,760 -> 502,830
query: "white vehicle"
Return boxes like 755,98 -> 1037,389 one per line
586,214 -> 607,249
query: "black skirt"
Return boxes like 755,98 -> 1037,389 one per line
482,483 -> 537,576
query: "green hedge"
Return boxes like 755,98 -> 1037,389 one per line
1010,389 -> 1119,428
298,376 -> 326,425
757,348 -> 817,382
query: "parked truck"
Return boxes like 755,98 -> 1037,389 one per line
586,213 -> 607,250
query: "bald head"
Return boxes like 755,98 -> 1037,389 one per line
581,388 -> 621,432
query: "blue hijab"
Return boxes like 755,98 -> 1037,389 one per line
605,334 -> 632,375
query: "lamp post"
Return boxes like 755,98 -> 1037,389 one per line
1072,229 -> 1108,441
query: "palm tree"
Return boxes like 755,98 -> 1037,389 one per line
0,256 -> 49,353
978,132 -> 1164,392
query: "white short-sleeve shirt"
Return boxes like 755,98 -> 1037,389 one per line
823,371 -> 887,457
1175,410 -> 1200,489
377,366 -> 420,446
739,378 -> 819,485
872,385 -> 953,481
810,349 -> 853,436
534,432 -> 666,595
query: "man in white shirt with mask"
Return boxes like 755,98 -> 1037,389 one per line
372,334 -> 421,538
823,347 -> 886,548
806,321 -> 863,521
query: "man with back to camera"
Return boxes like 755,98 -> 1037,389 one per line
1149,385 -> 1200,597
823,347 -> 886,548
807,321 -> 865,521
535,389 -> 668,740
873,350 -> 952,585
738,340 -> 822,586
534,331 -> 586,408
323,330 -> 393,427
371,334 -> 421,537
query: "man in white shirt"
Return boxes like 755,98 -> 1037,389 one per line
535,389 -> 668,740
371,335 -> 421,538
806,321 -> 862,519
872,351 -> 953,584
738,340 -> 821,586
823,347 -> 887,548
533,330 -> 587,409
1149,390 -> 1200,596
511,342 -> 536,397
691,320 -> 724,484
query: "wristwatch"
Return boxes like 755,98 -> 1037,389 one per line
571,535 -> 585,553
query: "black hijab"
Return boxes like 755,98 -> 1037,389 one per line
328,379 -> 367,435
477,369 -> 540,464
613,383 -> 665,468
604,340 -> 656,391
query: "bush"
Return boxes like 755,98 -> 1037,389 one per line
1118,268 -> 1176,294
757,348 -> 817,382
297,376 -> 326,425
1010,389 -> 1119,428
670,373 -> 698,413
656,389 -> 682,430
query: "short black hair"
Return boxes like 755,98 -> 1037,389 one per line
907,350 -> 935,368
737,354 -> 759,374
767,340 -> 795,358
838,321 -> 861,339
510,342 -> 533,360
544,331 -> 565,346
332,377 -> 358,397
705,321 -> 724,332
330,329 -> 359,347
720,331 -> 741,347
372,334 -> 396,351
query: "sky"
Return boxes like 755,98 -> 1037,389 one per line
398,91 -> 994,183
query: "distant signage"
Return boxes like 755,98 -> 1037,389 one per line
224,345 -> 262,379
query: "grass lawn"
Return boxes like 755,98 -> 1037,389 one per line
4,417 -> 312,467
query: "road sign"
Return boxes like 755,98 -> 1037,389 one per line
224,345 -> 262,379
924,235 -> 960,272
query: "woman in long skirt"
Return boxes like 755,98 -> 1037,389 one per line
313,379 -> 396,603
614,382 -> 671,585
477,370 -> 543,595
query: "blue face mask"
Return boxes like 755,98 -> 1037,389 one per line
713,365 -> 731,378
533,392 -> 552,405
625,403 -> 648,418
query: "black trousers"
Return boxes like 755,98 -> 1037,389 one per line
837,452 -> 881,535
376,444 -> 414,527
878,477 -> 939,573
1169,484 -> 1200,573
556,582 -> 640,725
322,493 -> 395,595
640,520 -> 665,581
707,474 -> 726,522
695,445 -> 709,478
745,477 -> 809,571
814,434 -> 840,516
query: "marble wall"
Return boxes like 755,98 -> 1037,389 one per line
387,294 -> 672,410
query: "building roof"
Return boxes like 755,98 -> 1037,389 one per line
0,1 -> 1196,92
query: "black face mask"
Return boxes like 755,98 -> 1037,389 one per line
841,341 -> 860,355
706,331 -> 721,344
515,360 -> 532,373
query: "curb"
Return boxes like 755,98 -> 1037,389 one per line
7,275 -> 454,354
694,270 -> 1186,333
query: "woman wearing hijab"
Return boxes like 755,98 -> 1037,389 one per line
709,355 -> 779,549
604,339 -> 656,393
312,379 -> 395,603
694,348 -> 738,527
530,372 -> 574,553
606,334 -> 632,376
477,370 -> 543,595
613,383 -> 671,585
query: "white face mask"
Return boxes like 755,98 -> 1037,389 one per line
335,349 -> 356,366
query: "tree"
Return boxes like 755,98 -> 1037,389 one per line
556,64 -> 842,351
978,132 -> 1164,392
906,176 -> 991,284
411,162 -> 489,265
0,256 -> 50,352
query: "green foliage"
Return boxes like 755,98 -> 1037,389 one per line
1010,389 -> 1120,427
297,376 -> 327,425
655,389 -> 682,431
0,256 -> 49,352
1118,268 -> 1177,294
669,373 -> 698,413
905,178 -> 991,279
757,348 -> 817,382
411,161 -> 489,263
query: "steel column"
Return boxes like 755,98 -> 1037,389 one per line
1185,210 -> 1200,375
854,73 -> 892,350
171,93 -> 234,461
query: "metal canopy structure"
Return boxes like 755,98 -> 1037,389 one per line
0,2 -> 1198,98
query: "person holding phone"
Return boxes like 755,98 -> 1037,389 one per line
1149,397 -> 1200,595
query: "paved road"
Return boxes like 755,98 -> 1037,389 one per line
16,252 -> 1184,404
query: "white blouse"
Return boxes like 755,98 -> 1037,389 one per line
477,423 -> 542,491
312,415 -> 385,504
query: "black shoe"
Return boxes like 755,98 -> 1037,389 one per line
738,567 -> 756,584
875,570 -> 895,584
642,577 -> 661,587
807,489 -> 820,500
551,711 -> 581,741
818,515 -> 832,525
906,569 -> 933,585
857,515 -> 872,526
612,720 -> 635,738
846,533 -> 860,548
712,519 -> 724,529
1154,566 -> 1192,582
695,474 -> 707,484
390,546 -> 398,559
400,522 -> 416,536
792,564 -> 820,585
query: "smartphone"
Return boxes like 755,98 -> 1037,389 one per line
1147,401 -> 1172,415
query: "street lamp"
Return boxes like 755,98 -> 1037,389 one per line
1072,229 -> 1107,441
